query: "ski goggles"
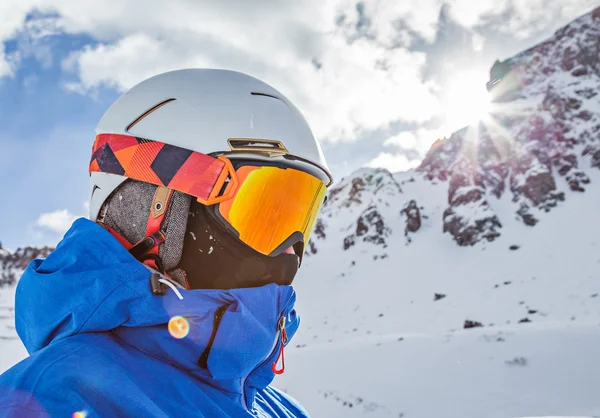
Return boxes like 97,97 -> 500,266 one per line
213,163 -> 327,256
90,133 -> 328,256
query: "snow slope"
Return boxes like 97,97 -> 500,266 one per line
279,327 -> 600,418
279,168 -> 600,417
275,8 -> 600,418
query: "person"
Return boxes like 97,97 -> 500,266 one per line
0,69 -> 333,417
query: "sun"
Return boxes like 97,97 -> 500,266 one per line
442,71 -> 492,134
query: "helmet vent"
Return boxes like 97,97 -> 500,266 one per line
251,92 -> 283,101
127,98 -> 177,132
228,138 -> 289,156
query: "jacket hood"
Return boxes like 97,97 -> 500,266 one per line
16,218 -> 299,407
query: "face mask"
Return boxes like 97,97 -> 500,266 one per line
177,201 -> 300,290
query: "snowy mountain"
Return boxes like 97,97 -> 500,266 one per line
309,6 -> 600,252
1,7 -> 600,418
278,7 -> 600,418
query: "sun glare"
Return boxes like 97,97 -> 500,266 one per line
442,72 -> 491,134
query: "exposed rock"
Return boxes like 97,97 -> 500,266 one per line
306,219 -> 327,255
308,240 -> 318,255
516,204 -> 538,226
417,136 -> 459,182
359,207 -> 389,247
576,88 -> 597,99
314,219 -> 327,240
0,246 -> 53,287
356,217 -> 369,237
326,168 -> 402,211
443,205 -> 502,246
505,357 -> 528,367
343,235 -> 355,251
572,66 -> 588,77
401,200 -> 421,235
592,150 -> 600,169
348,177 -> 366,205
317,168 -> 402,253
510,154 -> 563,212
464,320 -> 484,329
566,171 -> 590,192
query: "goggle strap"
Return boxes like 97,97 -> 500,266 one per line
90,134 -> 234,204
198,156 -> 239,205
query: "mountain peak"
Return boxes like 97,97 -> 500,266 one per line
315,8 -> 600,252
325,167 -> 402,213
414,9 -> 600,245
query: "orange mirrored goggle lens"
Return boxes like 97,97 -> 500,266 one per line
217,165 -> 327,256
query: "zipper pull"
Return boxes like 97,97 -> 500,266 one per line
271,316 -> 288,375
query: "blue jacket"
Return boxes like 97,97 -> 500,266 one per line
0,219 -> 307,417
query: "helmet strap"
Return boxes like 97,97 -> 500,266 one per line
100,186 -> 175,274
97,222 -> 134,250
130,186 -> 173,271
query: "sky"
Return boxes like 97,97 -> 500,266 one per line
0,0 -> 597,250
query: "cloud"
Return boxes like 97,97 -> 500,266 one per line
456,0 -> 598,39
0,44 -> 13,78
384,131 -> 419,150
384,128 -> 445,157
333,0 -> 442,45
12,12 -> 64,69
46,0 -> 595,144
57,3 -> 441,142
64,32 -> 215,91
0,0 -> 596,148
471,33 -> 485,52
0,1 -> 58,77
36,209 -> 78,234
367,151 -> 421,173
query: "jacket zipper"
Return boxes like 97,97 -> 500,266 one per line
197,304 -> 228,368
271,316 -> 287,375
240,296 -> 294,411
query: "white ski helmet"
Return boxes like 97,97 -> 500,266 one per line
89,68 -> 332,222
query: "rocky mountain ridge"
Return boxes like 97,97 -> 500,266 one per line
0,243 -> 53,288
309,6 -> 600,253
